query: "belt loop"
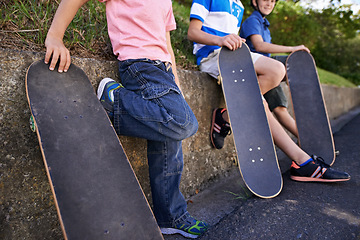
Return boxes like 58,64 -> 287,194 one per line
165,62 -> 172,71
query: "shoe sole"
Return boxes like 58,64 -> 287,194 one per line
210,108 -> 221,149
160,228 -> 199,239
290,175 -> 350,182
97,78 -> 115,100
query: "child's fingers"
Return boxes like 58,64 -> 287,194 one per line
221,34 -> 245,50
63,51 -> 71,72
230,34 -> 244,50
48,50 -> 60,71
44,48 -> 53,65
46,48 -> 71,73
57,48 -> 71,73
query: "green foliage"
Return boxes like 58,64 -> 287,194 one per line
67,1 -> 108,51
1,0 -> 57,47
309,6 -> 360,85
1,0 -> 359,86
171,1 -> 197,69
241,0 -> 254,19
318,68 -> 357,87
1,0 -> 110,57
176,0 -> 193,7
266,1 -> 360,86
267,1 -> 320,49
224,184 -> 252,201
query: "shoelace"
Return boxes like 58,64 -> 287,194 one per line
312,155 -> 330,168
220,124 -> 232,137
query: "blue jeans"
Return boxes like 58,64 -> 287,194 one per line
113,59 -> 198,227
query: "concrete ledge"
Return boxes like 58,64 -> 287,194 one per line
1,48 -> 359,239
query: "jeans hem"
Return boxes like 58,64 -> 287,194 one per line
157,211 -> 189,228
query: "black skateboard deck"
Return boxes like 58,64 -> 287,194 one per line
26,60 -> 163,240
218,45 -> 283,198
286,51 -> 335,166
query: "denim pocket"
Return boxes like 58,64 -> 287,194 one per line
141,85 -> 181,100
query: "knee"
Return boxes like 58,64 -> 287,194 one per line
274,62 -> 286,85
266,61 -> 286,88
256,58 -> 286,89
172,117 -> 198,141
169,115 -> 199,141
267,64 -> 284,86
273,106 -> 287,114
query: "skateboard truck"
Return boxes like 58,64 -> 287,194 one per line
29,115 -> 36,132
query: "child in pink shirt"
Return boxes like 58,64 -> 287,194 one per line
99,0 -> 176,62
45,0 -> 208,238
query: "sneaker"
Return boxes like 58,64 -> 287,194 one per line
160,214 -> 208,239
97,78 -> 122,120
210,108 -> 231,149
290,155 -> 350,182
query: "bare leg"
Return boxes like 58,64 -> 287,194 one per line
224,56 -> 308,164
254,56 -> 285,94
252,56 -> 309,164
273,106 -> 298,138
264,101 -> 308,165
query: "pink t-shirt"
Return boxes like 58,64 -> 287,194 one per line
98,0 -> 176,63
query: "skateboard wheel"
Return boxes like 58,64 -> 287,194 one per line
29,115 -> 36,132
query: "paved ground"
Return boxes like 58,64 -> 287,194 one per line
164,109 -> 360,240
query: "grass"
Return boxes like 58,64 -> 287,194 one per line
0,0 -> 357,87
225,185 -> 252,201
171,1 -> 198,69
0,0 -> 112,59
318,68 -> 357,87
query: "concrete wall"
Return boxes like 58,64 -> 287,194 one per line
1,48 -> 359,239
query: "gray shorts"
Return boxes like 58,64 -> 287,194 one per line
199,48 -> 262,79
263,84 -> 288,112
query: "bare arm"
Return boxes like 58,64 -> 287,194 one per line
166,31 -> 182,92
250,34 -> 310,54
187,19 -> 245,51
45,0 -> 90,72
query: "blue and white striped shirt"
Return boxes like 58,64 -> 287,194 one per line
190,0 -> 244,65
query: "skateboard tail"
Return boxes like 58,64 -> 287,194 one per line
231,112 -> 283,199
218,45 -> 283,199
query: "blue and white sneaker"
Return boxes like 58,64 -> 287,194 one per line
160,214 -> 208,239
290,155 -> 350,182
97,78 -> 122,120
